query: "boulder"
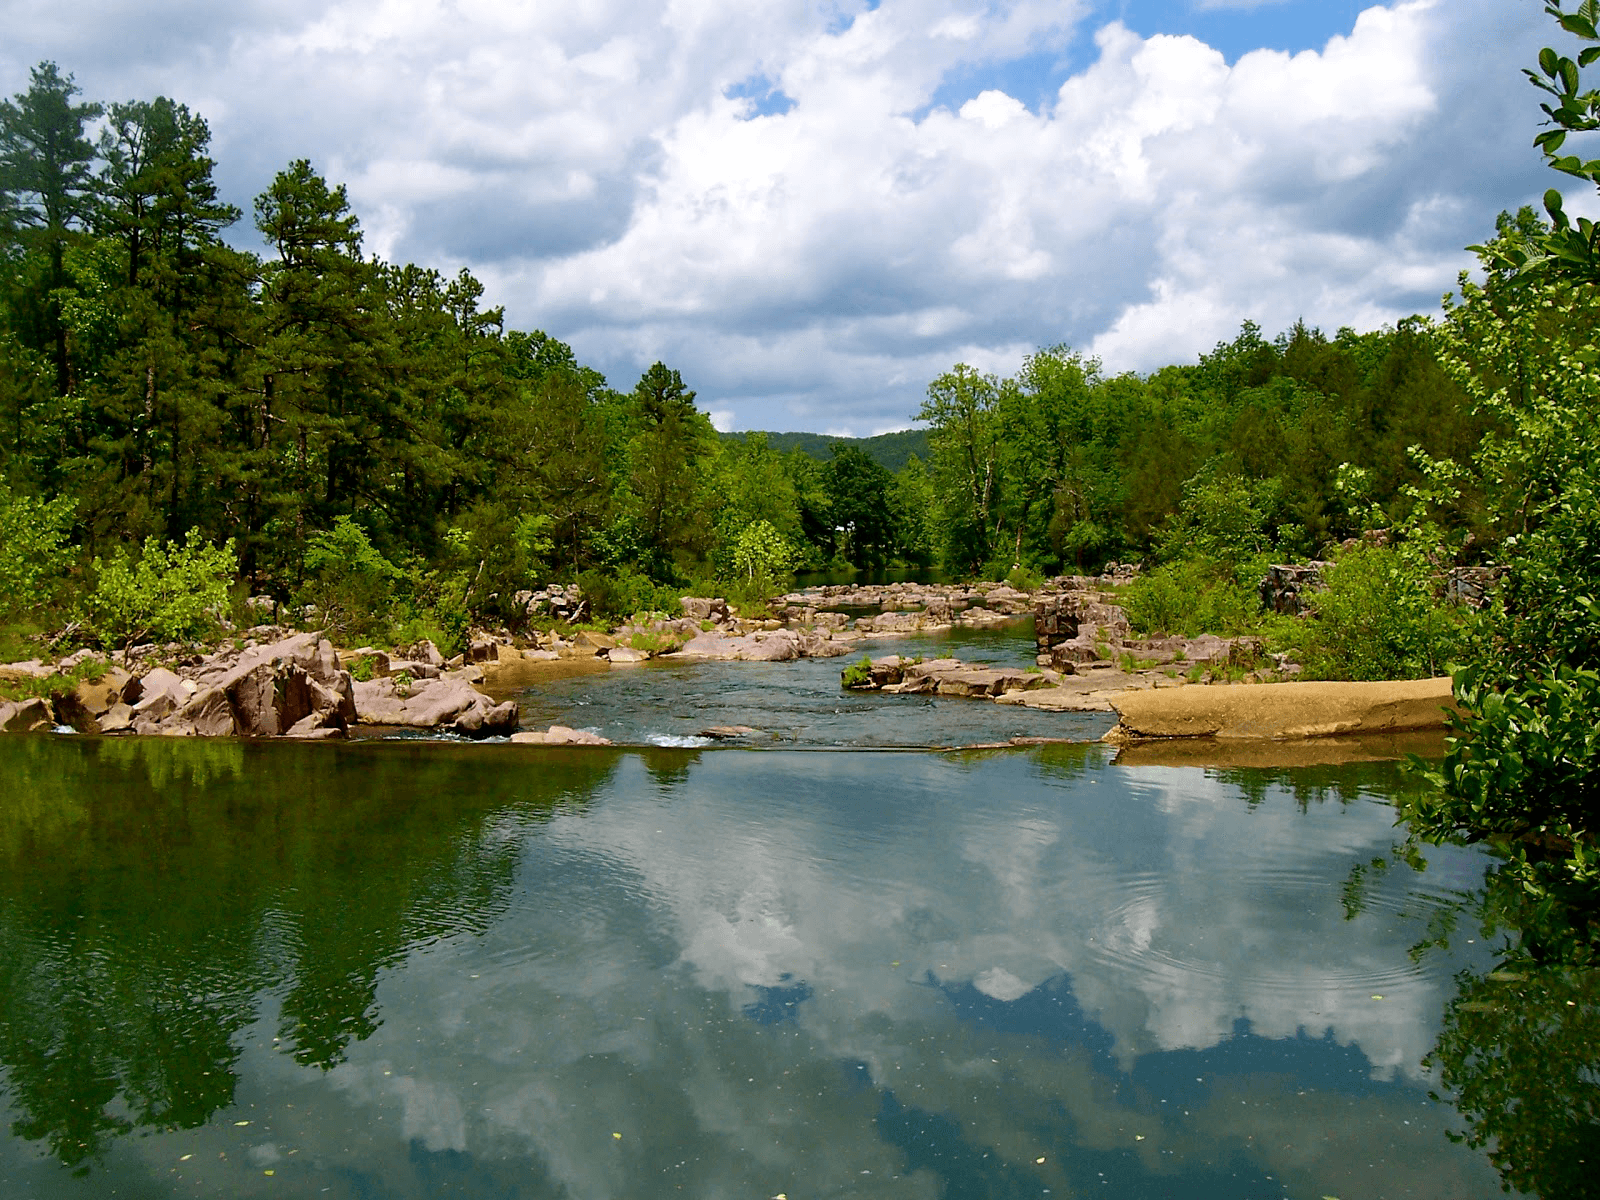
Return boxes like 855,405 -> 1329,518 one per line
284,714 -> 345,739
174,687 -> 239,737
465,637 -> 499,664
406,639 -> 445,667
607,645 -> 648,664
680,596 -> 731,622
396,678 -> 483,728
0,659 -> 51,680
674,633 -> 742,660
742,633 -> 799,662
0,698 -> 53,733
97,702 -> 134,733
492,643 -> 525,665
72,669 -> 132,716
130,688 -> 178,724
573,631 -> 617,653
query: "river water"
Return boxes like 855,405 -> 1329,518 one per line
0,623 -> 1515,1198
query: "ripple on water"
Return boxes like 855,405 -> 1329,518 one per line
1081,860 -> 1472,1007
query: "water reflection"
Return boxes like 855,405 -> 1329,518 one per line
0,738 -> 1512,1198
0,738 -> 618,1169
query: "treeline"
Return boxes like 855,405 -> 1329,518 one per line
0,62 -> 943,642
911,319 -> 1489,578
0,58 -> 1498,653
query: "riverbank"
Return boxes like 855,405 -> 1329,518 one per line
0,575 -> 1460,755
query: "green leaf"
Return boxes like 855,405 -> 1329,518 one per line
1561,58 -> 1582,95
1542,46 -> 1562,77
1537,128 -> 1569,152
1558,14 -> 1600,41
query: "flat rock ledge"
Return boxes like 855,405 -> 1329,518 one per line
1105,677 -> 1458,742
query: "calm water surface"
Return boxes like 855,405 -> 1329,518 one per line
0,732 -> 1504,1198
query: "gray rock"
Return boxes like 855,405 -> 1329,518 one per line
174,687 -> 238,737
97,702 -> 134,733
0,698 -> 53,732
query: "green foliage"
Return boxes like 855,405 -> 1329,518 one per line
301,516 -> 402,640
0,484 -> 73,614
841,655 -> 873,688
1290,545 -> 1477,681
577,569 -> 684,622
1154,471 -> 1277,571
1123,558 -> 1262,638
729,519 -> 793,597
1004,563 -> 1044,591
83,529 -> 235,647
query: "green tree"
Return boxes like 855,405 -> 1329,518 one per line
824,444 -> 896,568
918,364 -> 1001,572
0,62 -> 101,399
1404,3 -> 1600,917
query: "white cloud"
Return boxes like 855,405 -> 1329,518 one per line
0,0 -> 1555,429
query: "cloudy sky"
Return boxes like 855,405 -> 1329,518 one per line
0,0 -> 1559,433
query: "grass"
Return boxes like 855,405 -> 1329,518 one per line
627,630 -> 687,655
0,657 -> 109,705
841,655 -> 873,688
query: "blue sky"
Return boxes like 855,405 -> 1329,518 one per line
0,1 -> 1560,433
933,1 -> 1382,113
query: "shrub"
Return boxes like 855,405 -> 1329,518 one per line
841,655 -> 873,688
1124,558 -> 1262,638
1005,563 -> 1045,592
1288,544 -> 1478,681
84,529 -> 237,647
0,485 -> 74,616
302,516 -> 402,640
578,570 -> 686,623
728,520 -> 794,603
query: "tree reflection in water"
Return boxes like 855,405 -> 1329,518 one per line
0,736 -> 616,1169
1421,867 -> 1600,1200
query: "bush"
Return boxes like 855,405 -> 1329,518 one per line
1005,563 -> 1044,592
1124,558 -> 1262,638
730,520 -> 794,600
0,485 -> 74,616
1289,544 -> 1477,681
301,516 -> 402,640
578,570 -> 685,623
841,654 -> 873,688
83,529 -> 236,647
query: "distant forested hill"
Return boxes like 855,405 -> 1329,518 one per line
718,428 -> 931,472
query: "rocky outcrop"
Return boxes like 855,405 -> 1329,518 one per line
845,655 -> 1053,699
0,697 -> 53,732
0,630 -> 516,741
350,675 -> 517,736
680,596 -> 731,622
672,628 -> 853,662
1258,563 -> 1330,615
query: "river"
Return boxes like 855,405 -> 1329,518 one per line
0,624 -> 1531,1198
